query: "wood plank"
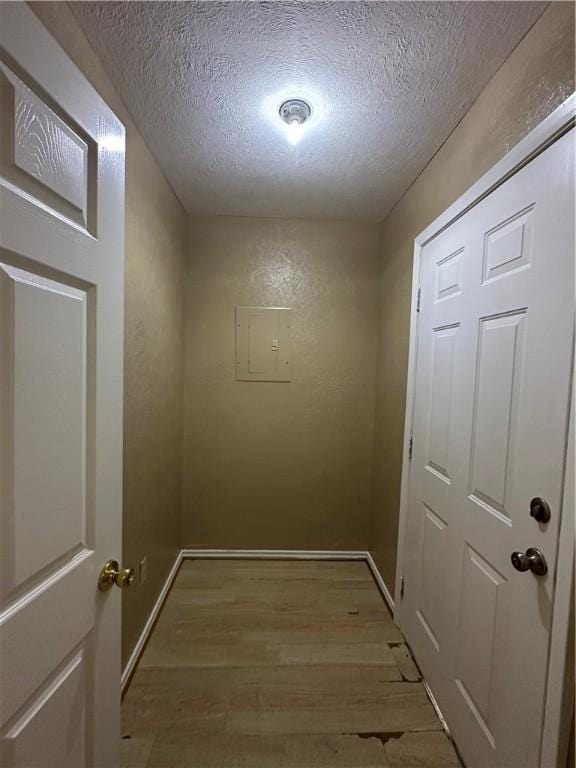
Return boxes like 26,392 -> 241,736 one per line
146,734 -> 389,767
384,731 -> 460,766
390,643 -> 422,682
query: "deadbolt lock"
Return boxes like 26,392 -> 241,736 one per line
529,497 -> 551,524
98,559 -> 135,591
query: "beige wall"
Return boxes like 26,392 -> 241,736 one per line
371,2 -> 576,590
183,216 -> 379,550
27,0 -> 575,663
29,2 -> 187,666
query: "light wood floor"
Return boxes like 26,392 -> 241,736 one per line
122,560 -> 460,767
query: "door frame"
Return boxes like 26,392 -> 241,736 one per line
394,93 -> 575,767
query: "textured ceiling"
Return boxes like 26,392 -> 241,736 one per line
72,1 -> 546,221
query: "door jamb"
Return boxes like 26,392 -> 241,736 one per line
394,93 -> 575,767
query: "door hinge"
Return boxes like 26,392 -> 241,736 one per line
416,287 -> 421,313
408,434 -> 413,461
400,576 -> 405,600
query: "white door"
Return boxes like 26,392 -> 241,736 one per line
402,128 -> 574,767
0,4 -> 125,766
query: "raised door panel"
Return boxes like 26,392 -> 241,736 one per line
415,504 -> 448,653
468,311 -> 526,523
426,325 -> 459,484
482,206 -> 533,285
0,264 -> 90,600
454,545 -> 506,750
0,560 -> 92,727
2,652 -> 86,768
436,248 -> 463,302
0,62 -> 95,232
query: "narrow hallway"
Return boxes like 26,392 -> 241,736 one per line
121,560 -> 460,767
1,3 -> 574,765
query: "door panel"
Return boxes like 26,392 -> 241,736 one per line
468,310 -> 526,520
416,503 -> 448,652
0,59 -> 95,232
482,206 -> 533,284
402,129 -> 574,767
0,4 -> 124,766
0,264 -> 89,596
454,543 -> 506,742
4,650 -> 86,768
427,325 -> 459,482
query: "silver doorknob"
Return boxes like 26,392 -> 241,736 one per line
511,548 -> 548,576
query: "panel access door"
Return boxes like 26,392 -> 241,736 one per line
402,129 -> 574,767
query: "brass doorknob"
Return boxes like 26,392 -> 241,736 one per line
98,559 -> 135,591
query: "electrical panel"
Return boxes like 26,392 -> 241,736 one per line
235,306 -> 292,382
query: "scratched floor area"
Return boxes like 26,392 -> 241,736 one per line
122,559 -> 460,767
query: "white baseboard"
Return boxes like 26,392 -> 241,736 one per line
121,547 -> 396,693
364,552 -> 395,614
180,548 -> 368,560
121,550 -> 182,693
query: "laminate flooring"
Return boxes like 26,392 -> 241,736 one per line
122,560 -> 460,767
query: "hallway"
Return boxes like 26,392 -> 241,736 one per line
121,560 -> 460,767
1,2 -> 574,765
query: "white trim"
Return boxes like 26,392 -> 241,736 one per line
180,548 -> 367,560
121,551 -> 182,693
396,93 -> 576,764
364,552 -> 395,613
393,230 -> 423,619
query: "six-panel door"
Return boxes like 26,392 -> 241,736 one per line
0,4 -> 125,766
402,129 -> 574,767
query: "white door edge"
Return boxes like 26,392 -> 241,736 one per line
394,93 -> 576,767
540,368 -> 574,768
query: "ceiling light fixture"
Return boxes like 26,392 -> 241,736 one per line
279,98 -> 312,145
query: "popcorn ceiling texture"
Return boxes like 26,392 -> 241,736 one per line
71,1 -> 545,221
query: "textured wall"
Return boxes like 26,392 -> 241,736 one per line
183,216 -> 379,549
28,2 -> 187,667
26,0 -> 574,660
371,2 -> 576,591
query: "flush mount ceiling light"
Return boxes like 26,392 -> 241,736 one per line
279,98 -> 312,145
